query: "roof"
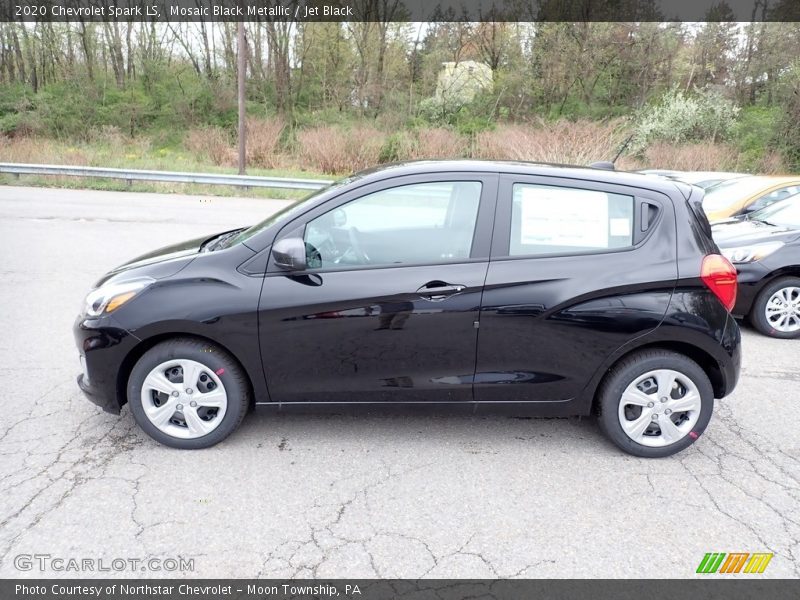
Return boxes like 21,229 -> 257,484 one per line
350,159 -> 689,197
740,175 -> 800,183
704,175 -> 800,192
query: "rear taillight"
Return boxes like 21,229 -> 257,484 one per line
701,254 -> 738,312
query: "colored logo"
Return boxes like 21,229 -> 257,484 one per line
696,552 -> 773,574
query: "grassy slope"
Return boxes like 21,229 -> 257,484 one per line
0,137 -> 329,199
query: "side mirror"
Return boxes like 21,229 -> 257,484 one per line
272,237 -> 306,271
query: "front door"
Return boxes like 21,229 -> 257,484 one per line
259,174 -> 498,403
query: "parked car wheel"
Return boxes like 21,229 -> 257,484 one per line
749,277 -> 800,339
597,350 -> 713,458
128,338 -> 250,449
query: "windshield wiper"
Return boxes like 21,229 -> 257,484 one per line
753,219 -> 779,227
200,228 -> 245,252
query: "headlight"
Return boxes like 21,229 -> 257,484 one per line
83,277 -> 154,317
721,241 -> 784,264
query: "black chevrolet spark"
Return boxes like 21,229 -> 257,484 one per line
75,161 -> 741,457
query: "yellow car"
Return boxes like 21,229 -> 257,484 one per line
703,176 -> 800,222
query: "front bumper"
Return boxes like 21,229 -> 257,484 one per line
731,261 -> 772,318
77,372 -> 120,414
73,314 -> 139,414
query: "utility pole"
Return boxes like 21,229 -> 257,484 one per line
237,21 -> 246,175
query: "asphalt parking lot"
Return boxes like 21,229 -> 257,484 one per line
0,185 -> 798,579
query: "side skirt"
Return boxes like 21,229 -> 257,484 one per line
253,399 -> 587,418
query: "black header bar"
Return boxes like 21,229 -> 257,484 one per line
1,0 -> 799,22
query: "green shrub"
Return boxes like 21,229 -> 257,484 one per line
773,64 -> 800,172
0,83 -> 33,134
454,112 -> 494,137
378,132 -> 414,163
0,113 -> 21,136
732,106 -> 782,170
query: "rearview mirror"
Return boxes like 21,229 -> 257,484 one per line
272,237 -> 306,271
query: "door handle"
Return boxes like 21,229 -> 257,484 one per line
416,281 -> 466,301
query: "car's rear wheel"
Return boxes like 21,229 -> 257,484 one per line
749,277 -> 800,339
128,338 -> 250,449
597,350 -> 713,458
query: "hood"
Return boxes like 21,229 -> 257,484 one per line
712,219 -> 800,247
94,232 -> 220,287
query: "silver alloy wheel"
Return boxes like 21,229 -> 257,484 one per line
140,359 -> 228,439
617,369 -> 701,448
765,286 -> 800,333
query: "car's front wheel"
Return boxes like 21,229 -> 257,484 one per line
597,350 -> 713,458
128,338 -> 250,449
749,277 -> 800,339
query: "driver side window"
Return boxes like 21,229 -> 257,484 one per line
304,181 -> 482,270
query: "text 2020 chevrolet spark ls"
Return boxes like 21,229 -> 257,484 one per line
74,161 -> 741,457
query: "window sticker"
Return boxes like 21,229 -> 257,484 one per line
518,186 -> 609,247
609,217 -> 632,237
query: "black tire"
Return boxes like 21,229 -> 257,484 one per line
596,350 -> 714,458
749,277 -> 800,339
127,337 -> 250,449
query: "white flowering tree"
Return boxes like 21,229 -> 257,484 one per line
419,61 -> 493,123
633,89 -> 740,152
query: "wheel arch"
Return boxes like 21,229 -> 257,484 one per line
585,340 -> 727,414
116,332 -> 257,410
757,268 -> 800,291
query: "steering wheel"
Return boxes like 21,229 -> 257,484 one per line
305,242 -> 322,269
347,227 -> 370,264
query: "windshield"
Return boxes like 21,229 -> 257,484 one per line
702,177 -> 773,211
226,178 -> 351,247
694,178 -> 738,189
749,195 -> 800,229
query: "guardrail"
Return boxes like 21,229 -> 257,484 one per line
0,162 -> 334,191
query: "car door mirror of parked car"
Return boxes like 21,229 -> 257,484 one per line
272,237 -> 307,271
742,203 -> 762,215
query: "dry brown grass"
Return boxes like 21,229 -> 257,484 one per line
408,128 -> 467,160
754,150 -> 788,174
474,119 -> 629,165
86,125 -> 129,149
297,126 -> 385,174
246,117 -> 285,169
0,136 -> 92,164
0,136 -> 43,163
625,141 -> 792,174
3,120 -> 790,185
643,142 -> 743,171
67,119 -> 286,171
185,126 -> 235,166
